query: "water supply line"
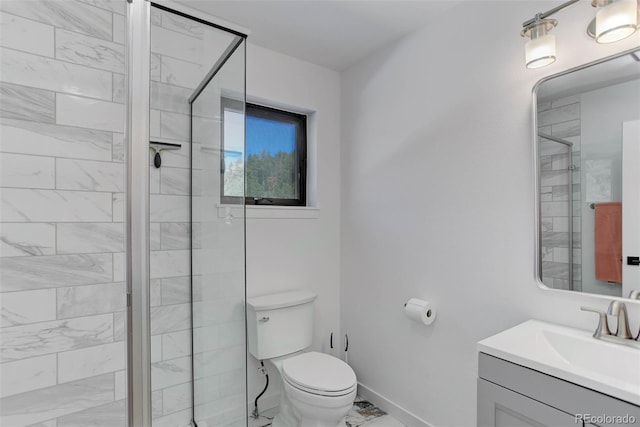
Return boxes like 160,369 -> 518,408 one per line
252,360 -> 269,419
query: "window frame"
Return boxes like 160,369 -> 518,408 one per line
220,99 -> 307,206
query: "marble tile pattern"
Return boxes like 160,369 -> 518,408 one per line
345,398 -> 407,427
0,83 -> 55,123
1,3 -> 242,426
246,398 -> 405,427
0,1 -> 127,425
537,96 -> 582,291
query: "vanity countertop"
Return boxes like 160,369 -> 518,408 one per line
478,320 -> 640,406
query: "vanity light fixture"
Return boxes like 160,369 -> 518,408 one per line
521,0 -> 639,69
589,0 -> 638,43
521,0 -> 579,69
522,17 -> 558,69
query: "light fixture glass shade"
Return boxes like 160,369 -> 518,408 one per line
525,34 -> 557,69
596,0 -> 638,43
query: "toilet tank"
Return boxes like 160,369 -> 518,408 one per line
247,290 -> 317,360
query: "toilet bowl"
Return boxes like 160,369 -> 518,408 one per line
271,352 -> 357,427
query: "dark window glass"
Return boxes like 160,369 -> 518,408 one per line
222,101 -> 306,206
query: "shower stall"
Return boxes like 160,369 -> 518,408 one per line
0,1 -> 247,426
538,132 -> 580,292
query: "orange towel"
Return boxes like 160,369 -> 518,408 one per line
594,202 -> 622,283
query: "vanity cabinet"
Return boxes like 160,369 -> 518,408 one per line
477,353 -> 640,427
478,378 -> 577,426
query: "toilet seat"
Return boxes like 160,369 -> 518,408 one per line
282,352 -> 357,397
284,376 -> 357,397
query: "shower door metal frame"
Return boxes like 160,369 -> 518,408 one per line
126,1 -> 152,426
126,1 -> 249,425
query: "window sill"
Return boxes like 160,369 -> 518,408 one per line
217,204 -> 320,219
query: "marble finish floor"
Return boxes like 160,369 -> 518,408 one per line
250,397 -> 405,427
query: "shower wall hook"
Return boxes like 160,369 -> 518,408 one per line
149,141 -> 181,168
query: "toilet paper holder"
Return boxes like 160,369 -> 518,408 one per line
403,298 -> 436,325
404,302 -> 433,319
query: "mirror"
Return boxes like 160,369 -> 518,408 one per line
535,49 -> 640,299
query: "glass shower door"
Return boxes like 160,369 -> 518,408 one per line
190,39 -> 246,426
147,4 -> 246,425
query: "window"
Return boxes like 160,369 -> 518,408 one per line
221,100 -> 307,206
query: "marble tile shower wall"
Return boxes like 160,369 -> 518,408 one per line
0,1 -> 128,426
538,96 -> 582,291
0,3 -> 239,425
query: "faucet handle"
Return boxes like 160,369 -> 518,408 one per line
607,301 -> 632,339
581,306 -> 612,338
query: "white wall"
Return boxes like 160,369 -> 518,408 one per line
340,2 -> 640,426
245,43 -> 342,408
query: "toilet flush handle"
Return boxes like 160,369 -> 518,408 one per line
259,316 -> 270,322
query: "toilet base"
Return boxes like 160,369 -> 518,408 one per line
271,384 -> 355,427
266,354 -> 357,427
271,399 -> 298,427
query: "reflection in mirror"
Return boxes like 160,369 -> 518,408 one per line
536,49 -> 640,299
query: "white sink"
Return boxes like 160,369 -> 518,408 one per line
478,320 -> 640,406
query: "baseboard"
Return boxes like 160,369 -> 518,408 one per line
357,383 -> 433,427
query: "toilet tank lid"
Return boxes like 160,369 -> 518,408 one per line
247,290 -> 317,311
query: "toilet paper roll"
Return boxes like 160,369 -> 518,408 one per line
404,298 -> 436,325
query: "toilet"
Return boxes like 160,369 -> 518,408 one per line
247,290 -> 357,427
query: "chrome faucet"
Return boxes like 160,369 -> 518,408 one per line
581,300 -> 639,348
607,301 -> 632,339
